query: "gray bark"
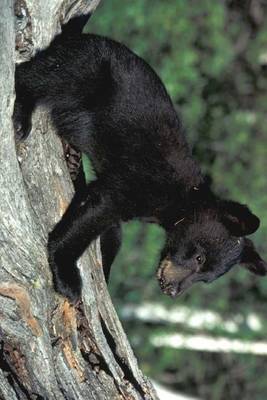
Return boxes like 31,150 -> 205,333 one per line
0,1 -> 159,399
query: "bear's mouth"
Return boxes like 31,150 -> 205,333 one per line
159,280 -> 183,298
158,275 -> 193,298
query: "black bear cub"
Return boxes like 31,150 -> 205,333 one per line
13,14 -> 267,302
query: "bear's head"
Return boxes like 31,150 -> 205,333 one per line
158,200 -> 267,297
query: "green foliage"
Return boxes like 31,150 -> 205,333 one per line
83,1 -> 267,398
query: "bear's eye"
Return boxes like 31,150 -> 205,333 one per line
196,254 -> 206,265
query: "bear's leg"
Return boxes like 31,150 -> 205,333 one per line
50,104 -> 94,152
48,180 -> 119,302
13,61 -> 40,140
100,223 -> 122,282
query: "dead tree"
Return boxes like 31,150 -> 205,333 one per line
0,1 -> 158,399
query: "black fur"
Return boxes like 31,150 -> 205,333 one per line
13,15 -> 267,302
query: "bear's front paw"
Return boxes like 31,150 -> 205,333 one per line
53,265 -> 82,304
48,244 -> 82,304
12,102 -> 32,141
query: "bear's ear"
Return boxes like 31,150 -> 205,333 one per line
240,239 -> 267,276
219,200 -> 260,236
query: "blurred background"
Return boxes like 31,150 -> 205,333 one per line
85,1 -> 267,399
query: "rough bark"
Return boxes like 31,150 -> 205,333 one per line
0,1 -> 159,399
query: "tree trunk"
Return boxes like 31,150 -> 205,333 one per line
0,1 -> 158,399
